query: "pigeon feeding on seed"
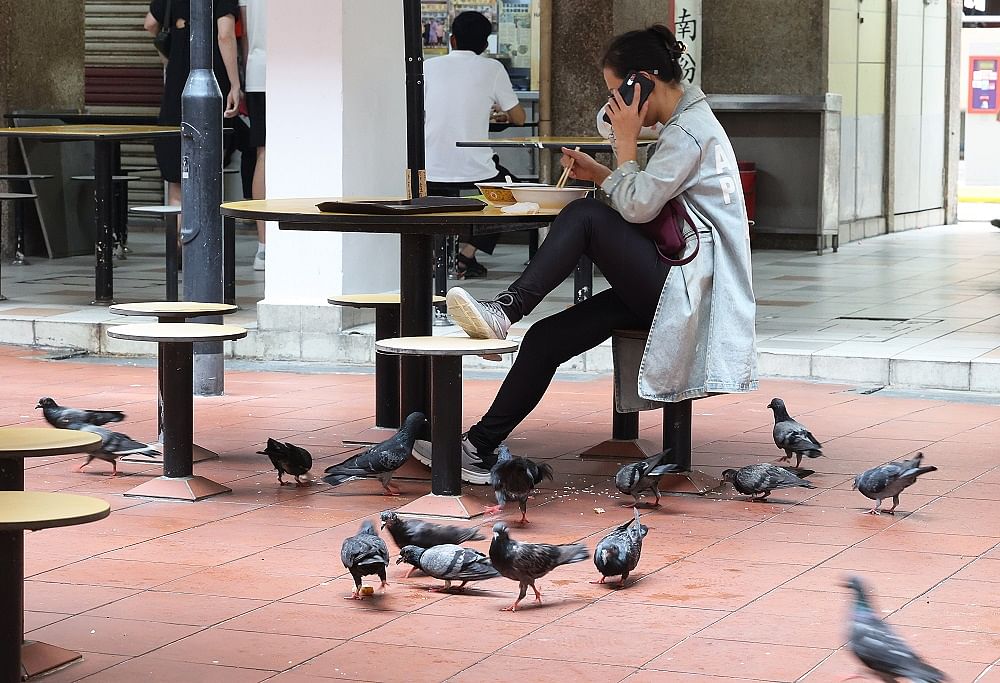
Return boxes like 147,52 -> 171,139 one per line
322,412 -> 425,495
486,445 -> 553,524
340,519 -> 390,600
488,521 -> 588,612
36,397 -> 125,429
258,438 -> 313,486
396,544 -> 499,592
613,449 -> 683,507
767,397 -> 823,468
721,462 -> 816,502
71,424 -> 158,476
844,575 -> 947,682
853,452 -> 937,515
380,511 -> 485,577
593,507 -> 647,587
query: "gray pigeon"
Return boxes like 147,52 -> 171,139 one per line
340,519 -> 390,599
72,423 -> 158,475
257,438 -> 312,486
767,398 -> 823,468
722,462 -> 816,501
614,449 -> 683,507
844,575 -> 947,682
853,452 -> 937,515
593,507 -> 647,587
487,445 -> 553,524
37,397 -> 125,429
323,412 -> 426,495
396,544 -> 499,591
379,511 -> 483,547
488,522 -> 588,612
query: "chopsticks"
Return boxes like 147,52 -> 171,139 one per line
556,146 -> 581,188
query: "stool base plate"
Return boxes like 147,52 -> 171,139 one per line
22,640 -> 81,680
124,475 -> 231,501
120,443 -> 219,465
658,470 -> 721,495
341,426 -> 399,449
393,493 -> 484,521
577,438 -> 658,461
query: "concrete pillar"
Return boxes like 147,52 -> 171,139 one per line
0,0 -> 84,258
259,0 -> 404,360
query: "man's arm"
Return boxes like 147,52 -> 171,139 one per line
217,15 -> 242,117
504,103 -> 526,126
239,6 -> 249,63
143,11 -> 160,36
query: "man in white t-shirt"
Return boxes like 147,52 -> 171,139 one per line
239,0 -> 266,270
424,11 -> 525,278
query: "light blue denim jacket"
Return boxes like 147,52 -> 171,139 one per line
600,85 -> 758,402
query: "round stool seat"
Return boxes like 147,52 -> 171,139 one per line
0,192 -> 36,201
71,175 -> 141,182
0,174 -> 53,181
129,205 -> 182,215
122,165 -> 158,173
0,427 -> 102,458
328,293 -> 446,308
107,322 -> 247,343
110,302 -> 238,319
0,491 -> 110,531
376,335 -> 518,356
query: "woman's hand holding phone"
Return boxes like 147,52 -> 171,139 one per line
560,147 -> 611,185
604,84 -> 647,145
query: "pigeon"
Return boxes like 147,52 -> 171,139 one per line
844,575 -> 947,682
257,438 -> 313,486
396,544 -> 499,591
379,511 -> 484,549
340,519 -> 390,599
614,449 -> 683,507
488,522 -> 588,611
322,412 -> 426,495
767,398 -> 823,468
853,452 -> 937,515
71,423 -> 159,475
36,397 -> 125,429
721,462 -> 816,501
593,507 -> 647,587
486,445 -> 553,524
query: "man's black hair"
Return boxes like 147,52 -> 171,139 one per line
451,11 -> 492,54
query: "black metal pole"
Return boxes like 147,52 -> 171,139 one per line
399,234 -> 433,440
161,341 -> 194,478
0,529 -> 24,683
402,0 -> 425,198
0,458 -> 23,492
182,0 -> 225,395
374,306 -> 401,429
223,215 -> 236,306
662,399 -> 693,470
165,214 -> 179,302
430,355 -> 462,496
93,140 -> 115,304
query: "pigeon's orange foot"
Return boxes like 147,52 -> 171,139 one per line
484,504 -> 503,516
346,592 -> 362,600
378,581 -> 388,592
589,577 -> 607,585
382,490 -> 402,497
883,509 -> 896,515
501,602 -> 520,612
864,509 -> 881,515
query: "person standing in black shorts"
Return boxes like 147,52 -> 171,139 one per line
240,0 -> 267,271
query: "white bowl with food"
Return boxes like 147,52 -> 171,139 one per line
509,185 -> 593,210
476,182 -> 549,207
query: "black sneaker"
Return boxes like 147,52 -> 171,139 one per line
410,434 -> 498,486
456,253 -> 488,279
992,219 -> 1000,229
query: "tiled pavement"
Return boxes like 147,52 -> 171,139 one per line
2,344 -> 999,682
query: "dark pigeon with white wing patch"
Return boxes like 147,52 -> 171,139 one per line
767,398 -> 823,468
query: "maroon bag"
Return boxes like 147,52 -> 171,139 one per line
638,196 -> 700,265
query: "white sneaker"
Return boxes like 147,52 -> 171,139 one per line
446,287 -> 513,340
253,252 -> 265,271
410,435 -> 498,486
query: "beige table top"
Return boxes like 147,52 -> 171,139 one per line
456,136 -> 656,151
376,336 -> 519,356
110,302 -> 238,318
0,491 -> 110,531
328,294 -> 446,307
0,427 -> 102,459
0,124 -> 181,141
107,322 -> 248,343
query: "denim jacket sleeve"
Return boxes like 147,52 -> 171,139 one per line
599,123 -> 703,224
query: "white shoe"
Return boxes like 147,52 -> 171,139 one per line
446,287 -> 513,340
253,252 -> 265,271
410,434 -> 498,486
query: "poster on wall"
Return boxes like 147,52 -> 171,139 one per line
671,0 -> 701,87
421,1 -> 449,55
498,0 -> 532,70
969,56 -> 998,113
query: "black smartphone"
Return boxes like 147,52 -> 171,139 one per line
603,71 -> 655,124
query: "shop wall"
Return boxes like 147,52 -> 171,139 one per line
700,0 -> 827,96
0,0 -> 85,257
960,27 -> 1000,187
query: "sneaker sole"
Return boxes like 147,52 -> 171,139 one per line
411,440 -> 432,467
447,288 -> 502,340
460,466 -> 492,486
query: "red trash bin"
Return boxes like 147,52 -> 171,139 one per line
738,161 -> 757,222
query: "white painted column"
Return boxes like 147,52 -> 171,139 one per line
258,0 -> 406,360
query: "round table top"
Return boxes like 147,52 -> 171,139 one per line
107,322 -> 248,343
110,302 -> 238,318
328,293 -> 446,308
0,124 -> 181,141
0,491 -> 110,531
0,427 -> 102,458
376,336 -> 519,356
129,205 -> 182,215
220,198 -> 559,231
0,192 -> 36,201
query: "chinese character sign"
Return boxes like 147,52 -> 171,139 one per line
672,0 -> 701,87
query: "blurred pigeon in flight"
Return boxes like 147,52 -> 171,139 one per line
72,424 -> 158,475
37,397 -> 125,429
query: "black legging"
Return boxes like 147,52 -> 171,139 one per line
467,198 -> 670,453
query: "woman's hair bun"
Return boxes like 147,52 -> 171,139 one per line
647,24 -> 686,56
